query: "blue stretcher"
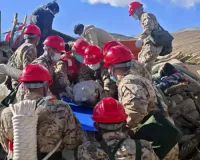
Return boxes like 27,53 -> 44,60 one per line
62,97 -> 97,131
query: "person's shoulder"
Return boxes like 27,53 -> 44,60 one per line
141,12 -> 156,20
38,96 -> 71,111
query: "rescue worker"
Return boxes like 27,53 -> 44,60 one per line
80,44 -> 117,98
104,45 -> 154,128
57,39 -> 89,86
78,97 -> 158,159
104,45 -> 179,160
31,35 -> 69,98
73,24 -> 114,48
7,24 -> 41,89
0,64 -> 82,160
128,1 -> 163,72
30,1 -> 60,56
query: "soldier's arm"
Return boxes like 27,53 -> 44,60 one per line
86,29 -> 99,46
140,14 -> 156,40
54,60 -> 70,89
0,108 -> 13,152
77,65 -> 94,83
101,69 -> 116,98
22,45 -> 37,68
120,83 -> 149,128
63,104 -> 82,150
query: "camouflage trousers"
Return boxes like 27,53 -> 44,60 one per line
138,41 -> 163,72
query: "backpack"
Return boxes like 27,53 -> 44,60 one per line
149,24 -> 174,56
132,95 -> 182,159
100,138 -> 142,160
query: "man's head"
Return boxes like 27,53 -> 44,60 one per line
73,24 -> 84,36
84,45 -> 103,71
104,45 -> 136,83
72,39 -> 89,63
43,36 -> 66,62
46,1 -> 60,15
23,24 -> 41,45
129,1 -> 144,20
92,97 -> 128,133
19,64 -> 53,96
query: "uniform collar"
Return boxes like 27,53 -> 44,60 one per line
102,131 -> 126,142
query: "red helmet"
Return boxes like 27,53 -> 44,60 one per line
129,1 -> 143,16
84,45 -> 102,65
43,36 -> 66,53
92,98 -> 128,123
24,24 -> 41,36
19,64 -> 53,85
73,39 -> 89,56
103,41 -> 121,56
104,45 -> 136,67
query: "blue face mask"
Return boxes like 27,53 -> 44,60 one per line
110,75 -> 118,83
75,54 -> 84,63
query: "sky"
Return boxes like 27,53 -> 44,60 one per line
0,0 -> 200,37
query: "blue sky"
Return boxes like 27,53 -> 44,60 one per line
0,0 -> 200,37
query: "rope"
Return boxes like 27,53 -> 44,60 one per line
10,100 -> 38,160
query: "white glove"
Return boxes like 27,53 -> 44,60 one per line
136,38 -> 143,48
10,100 -> 37,116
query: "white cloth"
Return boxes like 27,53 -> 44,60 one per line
136,38 -> 143,48
73,80 -> 98,102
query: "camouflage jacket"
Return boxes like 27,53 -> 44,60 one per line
8,42 -> 37,70
32,52 -> 54,76
118,60 -> 156,129
78,131 -> 158,160
32,53 -> 70,96
0,92 -> 82,153
139,12 -> 160,43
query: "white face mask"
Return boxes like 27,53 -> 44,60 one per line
132,14 -> 139,20
87,63 -> 100,71
52,53 -> 61,62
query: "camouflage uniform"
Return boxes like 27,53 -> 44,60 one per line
118,60 -> 156,129
8,42 -> 37,88
78,131 -> 158,160
53,60 -> 71,95
77,65 -> 117,98
0,92 -> 82,154
138,13 -> 163,72
32,53 -> 70,97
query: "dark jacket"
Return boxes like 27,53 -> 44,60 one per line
30,5 -> 54,40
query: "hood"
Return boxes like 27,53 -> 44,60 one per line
128,60 -> 152,81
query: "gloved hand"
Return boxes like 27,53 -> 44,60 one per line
135,38 -> 143,48
65,86 -> 73,99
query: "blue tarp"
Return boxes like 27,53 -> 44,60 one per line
62,97 -> 96,131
